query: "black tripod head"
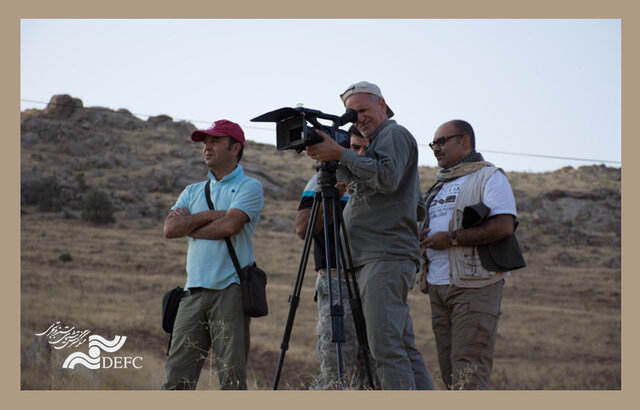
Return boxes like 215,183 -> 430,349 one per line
317,160 -> 340,191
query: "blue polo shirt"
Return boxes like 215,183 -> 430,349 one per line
171,165 -> 264,290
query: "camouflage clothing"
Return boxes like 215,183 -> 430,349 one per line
309,272 -> 377,390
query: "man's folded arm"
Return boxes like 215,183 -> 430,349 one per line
189,208 -> 250,240
163,208 -> 226,239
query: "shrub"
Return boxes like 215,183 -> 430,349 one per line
81,189 -> 116,224
22,175 -> 63,212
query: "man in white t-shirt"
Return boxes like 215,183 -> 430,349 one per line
419,119 -> 517,390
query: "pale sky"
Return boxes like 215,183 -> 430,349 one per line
20,19 -> 621,172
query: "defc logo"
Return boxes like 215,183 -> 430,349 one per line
62,335 -> 142,369
36,321 -> 143,370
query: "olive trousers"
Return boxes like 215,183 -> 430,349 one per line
428,280 -> 503,390
162,284 -> 250,390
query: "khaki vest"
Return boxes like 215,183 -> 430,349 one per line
448,166 -> 509,288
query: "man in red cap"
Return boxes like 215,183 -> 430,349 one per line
162,119 -> 264,390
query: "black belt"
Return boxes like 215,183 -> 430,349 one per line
184,287 -> 206,295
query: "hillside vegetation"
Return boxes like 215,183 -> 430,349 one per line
20,95 -> 620,390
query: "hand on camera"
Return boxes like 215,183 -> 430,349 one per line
306,130 -> 345,162
347,181 -> 356,194
335,181 -> 348,197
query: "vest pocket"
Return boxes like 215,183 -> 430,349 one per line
458,248 -> 495,280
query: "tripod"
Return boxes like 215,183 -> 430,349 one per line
272,161 -> 376,390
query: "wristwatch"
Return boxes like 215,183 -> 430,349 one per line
450,230 -> 459,246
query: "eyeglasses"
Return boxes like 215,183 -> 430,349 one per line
428,134 -> 463,150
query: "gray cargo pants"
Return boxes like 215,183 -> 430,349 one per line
356,260 -> 434,390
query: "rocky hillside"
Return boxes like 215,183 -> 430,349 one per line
21,94 -> 312,222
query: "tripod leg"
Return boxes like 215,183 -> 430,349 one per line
272,194 -> 321,390
321,193 -> 345,389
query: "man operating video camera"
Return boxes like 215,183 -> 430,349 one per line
296,126 -> 376,390
306,81 -> 434,390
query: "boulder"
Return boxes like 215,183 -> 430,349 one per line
519,188 -> 620,232
43,94 -> 83,120
539,189 -> 620,232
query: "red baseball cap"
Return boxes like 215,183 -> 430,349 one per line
190,119 -> 246,146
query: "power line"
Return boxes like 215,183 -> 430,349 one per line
20,98 -> 275,132
416,143 -> 621,165
21,98 -> 162,120
479,149 -> 620,165
22,98 -> 620,165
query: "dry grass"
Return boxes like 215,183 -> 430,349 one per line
21,203 -> 620,390
20,200 -> 320,390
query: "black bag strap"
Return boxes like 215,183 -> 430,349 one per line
204,181 -> 245,280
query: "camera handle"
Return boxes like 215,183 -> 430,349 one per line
272,163 -> 377,390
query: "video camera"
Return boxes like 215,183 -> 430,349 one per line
251,106 -> 357,152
